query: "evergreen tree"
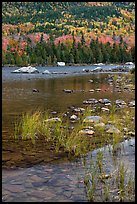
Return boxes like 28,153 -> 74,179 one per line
40,33 -> 44,43
81,31 -> 85,45
15,54 -> 23,66
47,56 -> 52,65
69,53 -> 74,63
130,46 -> 135,62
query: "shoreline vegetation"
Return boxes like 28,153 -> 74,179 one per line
14,103 -> 135,157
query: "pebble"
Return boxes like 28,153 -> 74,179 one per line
94,122 -> 105,128
96,88 -> 101,92
83,116 -> 103,123
128,101 -> 135,107
101,107 -> 110,112
45,117 -> 62,122
128,131 -> 135,136
79,129 -> 95,136
89,89 -> 95,92
106,126 -> 120,134
73,108 -> 85,113
70,115 -> 78,120
33,89 -> 39,92
99,98 -> 111,104
63,89 -> 73,93
88,79 -> 93,83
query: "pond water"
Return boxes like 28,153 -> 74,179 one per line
2,138 -> 135,202
2,65 -> 135,201
2,66 -> 134,165
2,64 -> 122,80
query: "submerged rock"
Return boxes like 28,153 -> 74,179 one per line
33,89 -> 39,92
95,88 -> 101,92
51,111 -> 57,115
115,99 -> 126,105
42,70 -> 51,74
94,122 -> 105,128
70,115 -> 78,120
79,129 -> 95,136
105,124 -> 120,134
89,89 -> 95,92
88,79 -> 93,83
99,98 -> 111,104
128,131 -> 135,136
73,108 -> 85,112
83,98 -> 98,105
128,100 -> 135,107
63,89 -> 73,93
83,69 -> 89,72
101,107 -> 110,112
83,116 -> 103,123
45,117 -> 62,122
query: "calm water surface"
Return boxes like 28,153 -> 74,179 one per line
2,66 -> 135,201
2,65 -> 132,137
2,66 -> 134,152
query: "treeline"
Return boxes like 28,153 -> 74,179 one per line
2,34 -> 135,66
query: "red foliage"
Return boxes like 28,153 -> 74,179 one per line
98,36 -> 114,45
2,37 -> 9,51
27,33 -> 49,44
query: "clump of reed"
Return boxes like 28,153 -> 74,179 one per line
14,111 -> 42,144
13,102 -> 134,157
83,152 -> 135,202
13,109 -> 94,156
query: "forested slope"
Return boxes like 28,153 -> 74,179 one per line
2,2 -> 135,66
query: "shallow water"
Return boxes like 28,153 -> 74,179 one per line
2,138 -> 135,202
2,66 -> 135,201
2,66 -> 134,167
2,64 -> 122,81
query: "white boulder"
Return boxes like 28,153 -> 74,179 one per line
12,66 -> 39,74
57,62 -> 65,66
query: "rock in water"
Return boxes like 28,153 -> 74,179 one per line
33,89 -> 39,92
45,117 -> 62,122
70,115 -> 78,120
12,66 -> 39,74
42,70 -> 51,74
83,116 -> 103,123
79,129 -> 95,136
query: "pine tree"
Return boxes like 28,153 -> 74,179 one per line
15,54 -> 23,66
47,56 -> 52,65
69,53 -> 74,64
81,31 -> 85,45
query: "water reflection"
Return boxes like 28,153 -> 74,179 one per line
2,71 -> 134,167
2,73 -> 134,135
